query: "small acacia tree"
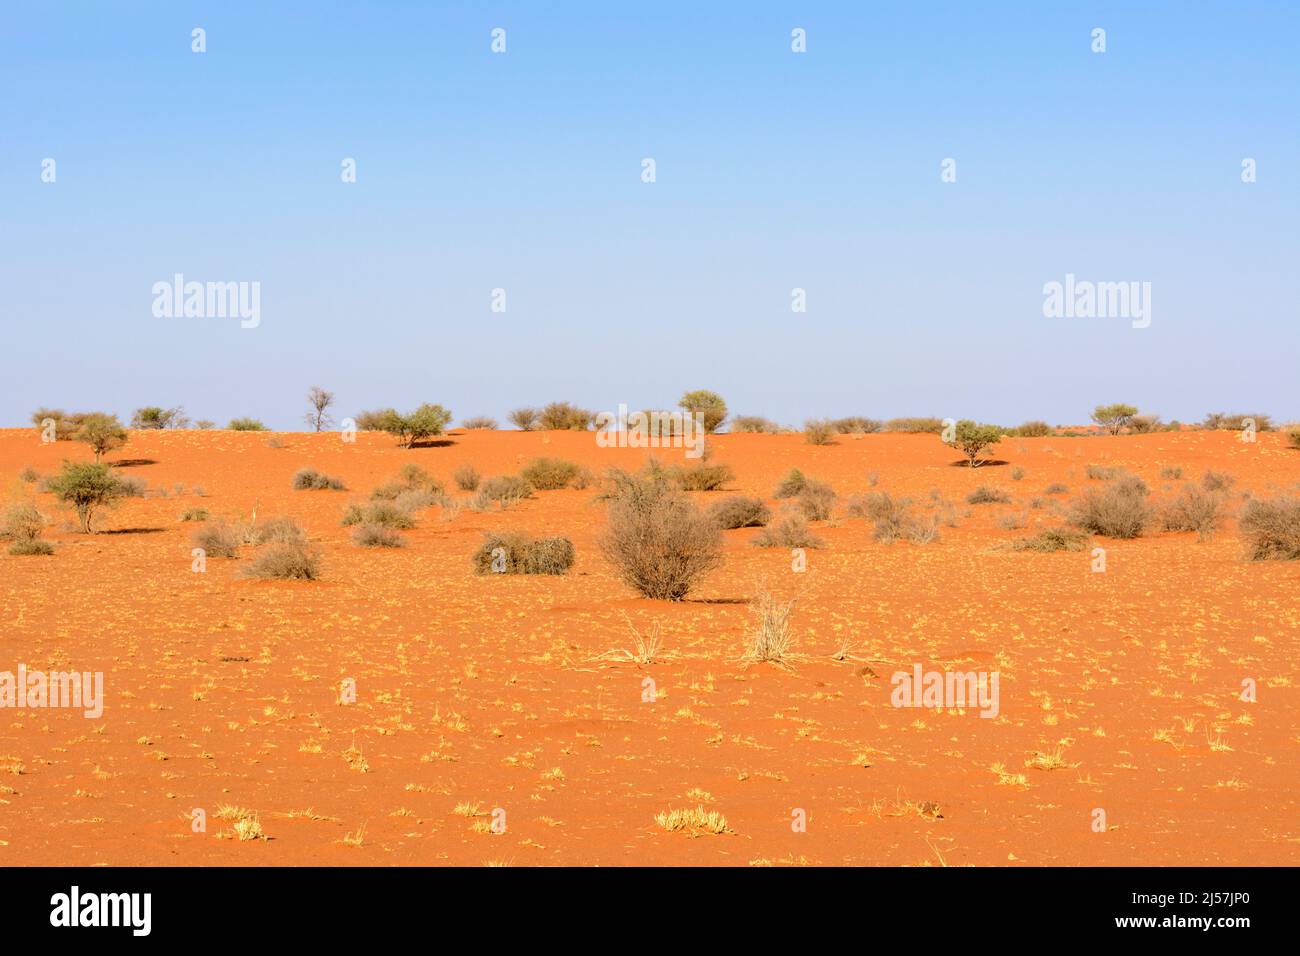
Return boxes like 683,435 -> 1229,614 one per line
305,386 -> 335,432
1091,403 -> 1139,435
74,413 -> 128,462
679,389 -> 728,434
383,404 -> 453,447
46,461 -> 126,533
131,406 -> 188,429
945,420 -> 1003,467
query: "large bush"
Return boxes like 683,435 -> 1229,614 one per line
678,390 -> 728,434
132,406 -> 188,429
1070,475 -> 1152,538
75,413 -> 128,462
945,420 -> 1003,466
381,404 -> 453,447
45,461 -> 127,533
599,469 -> 722,600
539,402 -> 594,431
1239,497 -> 1300,560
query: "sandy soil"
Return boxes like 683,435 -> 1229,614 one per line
0,426 -> 1296,866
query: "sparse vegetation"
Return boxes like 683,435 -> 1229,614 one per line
967,486 -> 1011,505
743,591 -> 795,663
227,417 -> 268,431
352,523 -> 406,548
804,419 -> 836,445
2,502 -> 51,555
1091,403 -> 1139,435
292,468 -> 346,491
885,417 -> 945,434
460,416 -> 498,430
453,464 -> 481,491
507,407 -> 540,431
796,480 -> 836,520
773,469 -> 807,499
1070,475 -> 1152,538
946,420 -> 1003,467
1201,470 -> 1236,493
132,406 -> 188,430
678,389 -> 728,434
752,514 -> 823,548
708,496 -> 770,529
179,507 -> 209,522
1239,497 -> 1300,560
192,521 -> 243,557
1009,528 -> 1088,552
472,532 -> 575,575
1161,485 -> 1225,540
45,461 -> 127,533
1013,421 -> 1052,437
74,413 -> 128,462
304,386 -> 335,432
1203,412 -> 1273,432
520,457 -> 584,490
242,543 -> 321,580
729,415 -> 779,434
380,404 -> 453,447
538,402 -> 594,431
833,417 -> 883,434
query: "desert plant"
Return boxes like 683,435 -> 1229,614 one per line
45,461 -> 126,533
74,413 -> 128,462
539,401 -> 594,431
242,543 -> 321,580
804,419 -> 837,445
1070,475 -> 1152,538
742,591 -> 795,663
508,407 -> 540,431
1009,528 -> 1089,552
796,480 -> 836,520
1010,467 -> 1025,480
227,417 -> 268,431
352,523 -> 406,548
353,408 -> 395,431
945,420 -> 1003,467
670,461 -> 733,492
729,415 -> 779,434
194,420 -> 215,430
1085,464 -> 1121,480
382,403 -> 453,447
18,467 -> 40,483
479,475 -> 533,503
8,538 -> 54,556
1203,412 -> 1274,432
30,408 -> 83,441
1284,425 -> 1300,449
1239,497 -> 1300,560
459,416 -> 498,430
845,491 -> 924,543
833,417 -> 883,434
885,417 -> 945,434
292,468 -> 346,491
752,514 -> 823,548
304,386 -> 335,432
131,406 -> 188,430
773,469 -> 807,499
1014,421 -> 1052,438
472,532 -> 576,575
1128,414 -> 1162,434
678,389 -> 728,434
967,486 -> 1011,505
347,502 -> 415,529
708,496 -> 770,529
599,470 -> 723,600
1160,465 -> 1184,480
521,457 -> 584,490
1201,470 -> 1236,493
453,464 -> 482,492
1,502 -> 46,542
253,517 -> 308,546
1160,485 -> 1224,540
1044,483 -> 1069,495
1090,403 -> 1139,435
192,521 -> 242,557
179,507 -> 209,522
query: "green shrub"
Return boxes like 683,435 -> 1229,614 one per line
1091,403 -> 1139,435
131,406 -> 188,429
472,532 -> 575,575
292,468 -> 346,491
227,417 -> 268,431
381,404 -> 453,447
945,420 -> 1003,466
678,390 -> 728,434
708,496 -> 770,529
75,413 -> 128,462
1070,475 -> 1151,538
1239,497 -> 1300,560
45,461 -> 127,533
1203,412 -> 1274,432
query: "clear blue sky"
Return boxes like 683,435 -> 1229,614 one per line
2,1 -> 1296,429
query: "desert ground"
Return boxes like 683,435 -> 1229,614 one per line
0,426 -> 1296,866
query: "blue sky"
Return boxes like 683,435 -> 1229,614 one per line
1,2 -> 1296,429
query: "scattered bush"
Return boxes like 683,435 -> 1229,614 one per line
242,543 -> 321,580
180,507 -> 209,522
729,416 -> 779,434
804,419 -> 837,445
131,406 -> 188,430
75,413 -> 128,462
1203,412 -> 1274,432
472,532 -> 575,575
1070,475 -> 1152,538
967,486 -> 1011,505
1239,497 -> 1300,560
1091,403 -> 1139,435
1044,483 -> 1069,495
599,470 -> 723,600
8,538 -> 54,556
352,523 -> 406,548
460,416 -> 498,430
380,404 -> 453,447
670,461 -> 733,492
30,408 -> 85,441
539,402 -> 594,431
45,461 -> 127,533
1161,485 -> 1225,540
1160,465 -> 1184,480
521,457 -> 584,490
773,469 -> 807,499
253,517 -> 308,546
192,522 -> 242,557
847,492 -> 917,542
507,407 -> 540,431
453,464 -> 481,492
1085,464 -> 1121,480
946,420 -> 1003,467
796,480 -> 836,520
708,496 -> 770,529
353,409 -> 395,431
1,502 -> 46,543
1013,421 -> 1052,438
1009,528 -> 1089,552
193,420 -> 215,430
1201,470 -> 1236,493
885,417 -> 945,434
1129,414 -> 1162,434
752,514 -> 823,549
479,475 -> 533,503
833,417 -> 883,434
227,417 -> 268,431
678,390 -> 728,434
19,467 -> 40,483
1286,425 -> 1300,449
292,468 -> 346,491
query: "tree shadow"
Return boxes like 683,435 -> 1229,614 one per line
408,439 -> 456,449
102,527 -> 168,535
109,459 -> 158,468
687,597 -> 749,605
947,459 -> 1011,468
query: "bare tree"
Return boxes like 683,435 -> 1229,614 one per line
305,386 -> 335,432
